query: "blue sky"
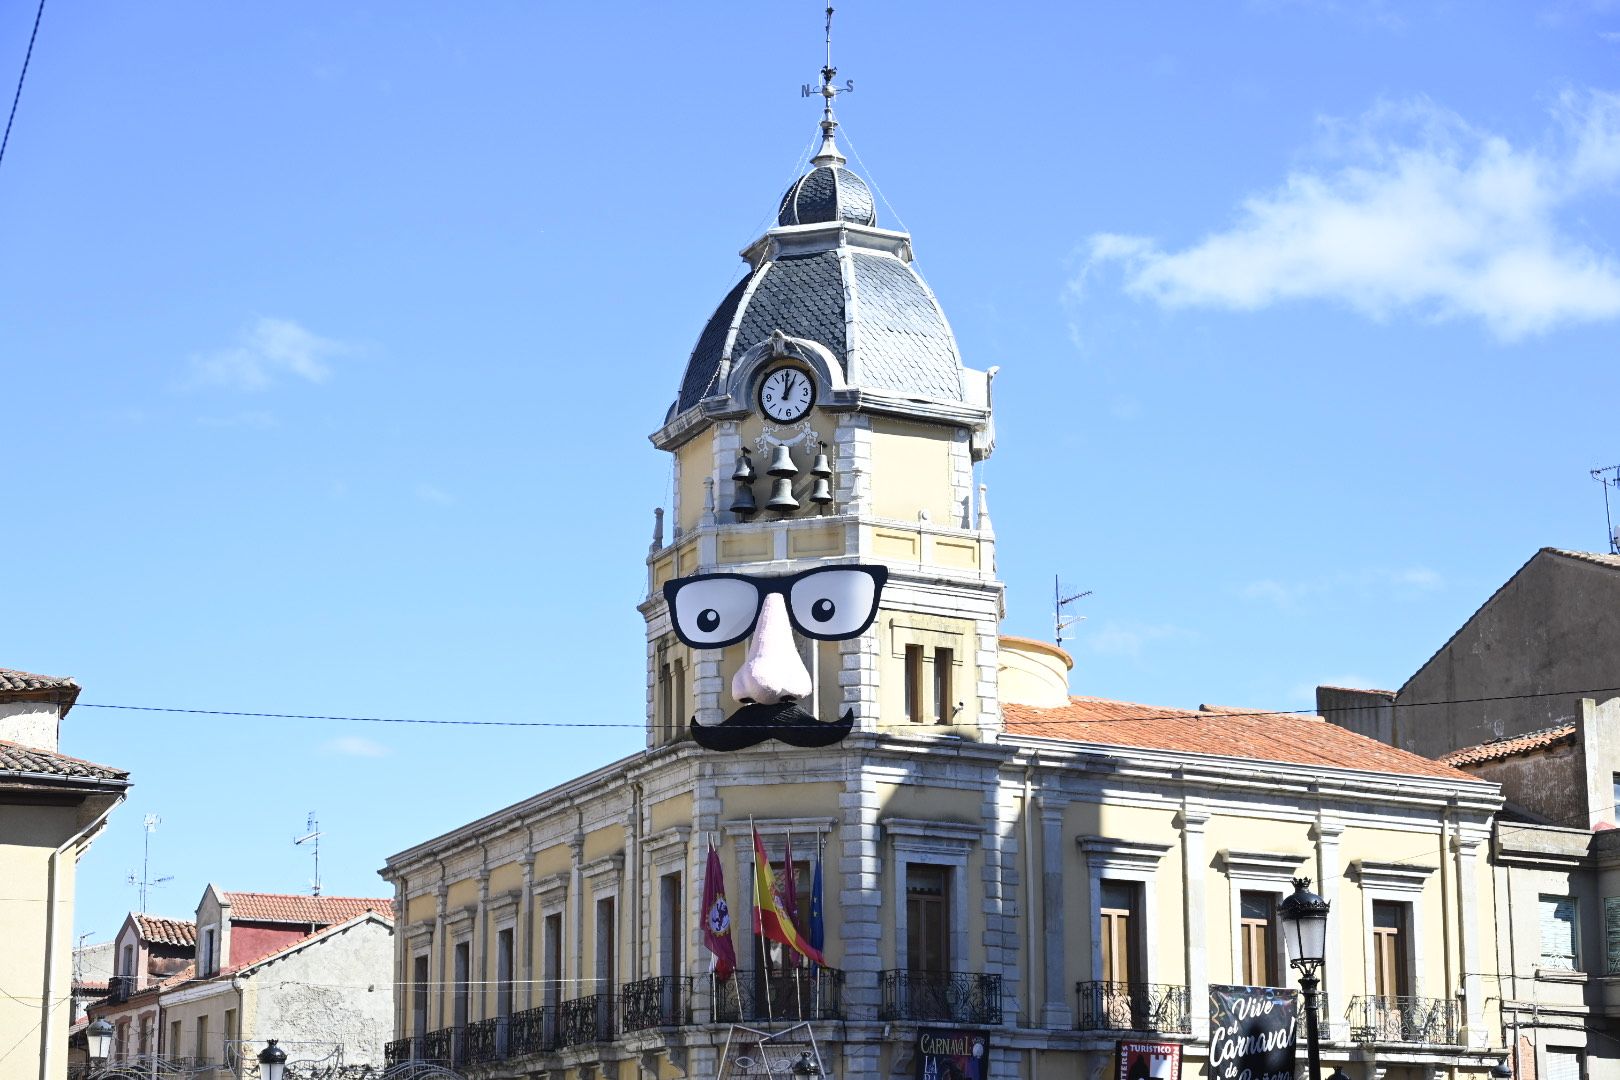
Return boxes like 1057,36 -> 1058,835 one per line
2,2 -> 1615,942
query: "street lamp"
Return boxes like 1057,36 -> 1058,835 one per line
1279,877 -> 1331,1080
258,1040 -> 287,1080
86,1018 -> 114,1064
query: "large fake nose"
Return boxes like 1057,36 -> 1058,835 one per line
731,593 -> 812,705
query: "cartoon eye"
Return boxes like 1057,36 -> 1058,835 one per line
665,576 -> 760,648
788,567 -> 884,640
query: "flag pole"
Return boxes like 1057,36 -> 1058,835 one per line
752,817 -> 773,1023
788,826 -> 804,1020
813,830 -> 824,1017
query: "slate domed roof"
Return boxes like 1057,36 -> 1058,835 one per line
777,165 -> 876,227
675,159 -> 964,415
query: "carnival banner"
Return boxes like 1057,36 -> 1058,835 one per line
1117,1041 -> 1182,1080
915,1027 -> 989,1080
1208,985 -> 1298,1080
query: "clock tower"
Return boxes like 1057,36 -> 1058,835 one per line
642,90 -> 1010,750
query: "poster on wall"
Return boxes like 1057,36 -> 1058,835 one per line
915,1027 -> 989,1080
1209,985 -> 1299,1080
1116,1040 -> 1183,1080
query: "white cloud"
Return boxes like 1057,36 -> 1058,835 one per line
1079,90 -> 1620,340
1239,566 -> 1443,609
322,735 -> 390,758
1084,621 -> 1194,659
189,317 -> 349,391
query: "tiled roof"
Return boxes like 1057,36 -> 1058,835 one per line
0,668 -> 77,693
1439,724 -> 1578,766
221,892 -> 393,925
1545,548 -> 1620,570
134,915 -> 196,947
0,739 -> 128,782
1003,696 -> 1477,781
778,164 -> 876,227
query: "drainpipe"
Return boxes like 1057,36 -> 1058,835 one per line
40,791 -> 126,1080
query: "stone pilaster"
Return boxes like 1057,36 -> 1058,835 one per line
430,879 -> 448,1029
1041,798 -> 1073,1028
569,829 -> 586,994
1313,815 -> 1346,1042
1452,828 -> 1487,1048
473,865 -> 489,1018
838,760 -> 884,1080
1179,802 -> 1211,1040
518,856 -> 535,1011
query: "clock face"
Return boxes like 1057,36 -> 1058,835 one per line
759,367 -> 814,423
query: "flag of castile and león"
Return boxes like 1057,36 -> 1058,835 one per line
751,826 -> 825,966
702,841 -> 737,979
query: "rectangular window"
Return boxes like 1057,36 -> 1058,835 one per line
223,1010 -> 236,1062
596,897 -> 616,991
658,662 -> 672,741
194,1015 -> 208,1064
115,1021 -> 129,1061
138,1018 -> 151,1056
495,928 -> 514,1018
660,872 -> 684,977
168,1020 -> 181,1059
1546,1050 -> 1584,1080
904,645 -> 924,722
673,661 -> 686,739
1540,894 -> 1580,971
1372,900 -> 1409,997
933,647 -> 954,724
412,954 -> 429,1038
120,944 -> 134,979
906,864 -> 950,973
543,913 -> 564,1011
1240,891 -> 1278,986
452,941 -> 471,1027
201,928 -> 216,976
1100,880 -> 1143,985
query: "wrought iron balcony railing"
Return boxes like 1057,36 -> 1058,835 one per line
1295,992 -> 1331,1039
419,1026 -> 460,1066
711,968 -> 846,1023
1075,981 -> 1192,1033
879,970 -> 1004,1025
383,1037 -> 421,1067
621,975 -> 693,1031
108,975 -> 136,1004
509,1004 -> 561,1057
463,1017 -> 512,1064
558,994 -> 616,1046
1348,996 -> 1460,1046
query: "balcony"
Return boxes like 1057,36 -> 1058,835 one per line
509,1004 -> 561,1057
880,970 -> 1003,1025
1296,992 -> 1331,1039
463,1017 -> 511,1064
420,1026 -> 461,1066
384,1038 -> 421,1067
1348,996 -> 1460,1046
712,968 -> 846,1023
108,975 -> 136,1004
621,975 -> 694,1032
1075,981 -> 1192,1034
558,994 -> 617,1046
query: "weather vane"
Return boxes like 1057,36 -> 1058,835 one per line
801,5 -> 854,99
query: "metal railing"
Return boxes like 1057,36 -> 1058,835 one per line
621,975 -> 693,1031
1348,996 -> 1460,1045
879,970 -> 1003,1024
462,1017 -> 510,1064
509,1004 -> 561,1057
382,1038 -> 419,1067
1075,981 -> 1192,1033
558,994 -> 616,1046
419,1027 -> 459,1066
711,968 -> 846,1023
108,975 -> 136,1004
1296,992 -> 1331,1039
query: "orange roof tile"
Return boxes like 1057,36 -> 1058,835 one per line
221,892 -> 393,925
134,915 -> 196,947
1004,696 -> 1477,781
1438,724 -> 1577,767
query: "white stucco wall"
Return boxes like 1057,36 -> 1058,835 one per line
248,918 -> 394,1068
0,701 -> 60,753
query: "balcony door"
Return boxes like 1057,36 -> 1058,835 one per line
907,864 -> 950,973
1371,900 -> 1409,998
1100,880 -> 1144,1028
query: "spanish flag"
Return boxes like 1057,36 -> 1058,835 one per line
752,826 -> 825,966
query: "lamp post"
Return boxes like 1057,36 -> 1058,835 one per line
1279,877 -> 1331,1080
86,1018 -> 114,1067
257,1040 -> 287,1080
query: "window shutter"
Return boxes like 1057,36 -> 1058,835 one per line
1605,897 -> 1620,975
1539,895 -> 1577,970
1546,1050 -> 1582,1080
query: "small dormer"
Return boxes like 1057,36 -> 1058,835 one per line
0,668 -> 80,753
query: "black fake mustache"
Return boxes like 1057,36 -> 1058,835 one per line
688,701 -> 855,752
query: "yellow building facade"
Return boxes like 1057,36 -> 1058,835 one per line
380,97 -> 1510,1080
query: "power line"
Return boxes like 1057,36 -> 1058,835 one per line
0,0 -> 47,174
71,683 -> 1620,732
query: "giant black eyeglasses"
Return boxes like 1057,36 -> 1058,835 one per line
662,565 -> 888,649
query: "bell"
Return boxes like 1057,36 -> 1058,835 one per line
729,482 -> 757,517
732,450 -> 756,484
767,443 -> 797,478
810,451 -> 832,478
766,477 -> 800,512
810,477 -> 833,506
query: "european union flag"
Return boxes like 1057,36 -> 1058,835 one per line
808,844 -> 825,965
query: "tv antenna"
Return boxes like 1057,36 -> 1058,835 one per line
74,931 -> 96,982
294,812 -> 323,896
800,5 -> 854,99
1592,464 -> 1620,554
1054,578 -> 1092,647
126,814 -> 172,911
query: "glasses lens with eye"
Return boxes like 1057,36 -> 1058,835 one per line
666,576 -> 762,648
787,567 -> 884,640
